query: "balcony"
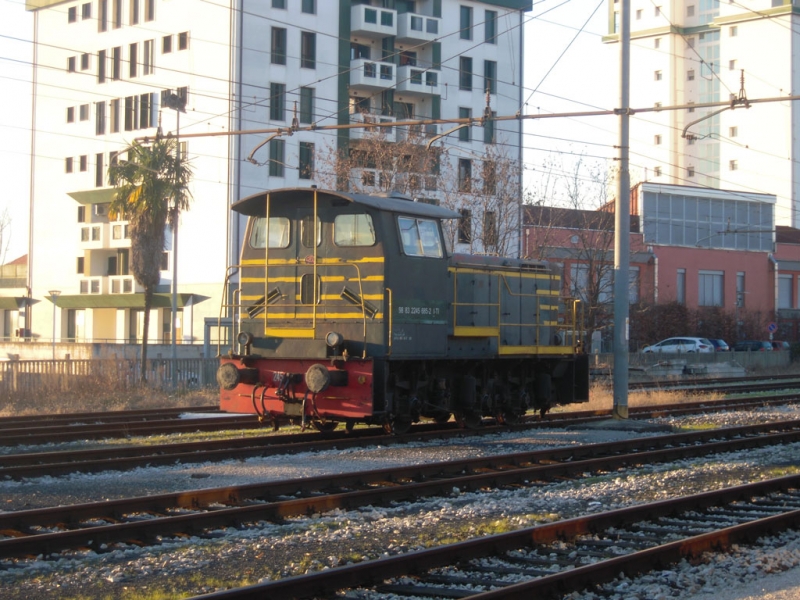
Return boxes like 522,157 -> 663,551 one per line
396,12 -> 440,44
395,122 -> 438,142
396,65 -> 440,97
350,112 -> 396,142
350,58 -> 395,91
351,4 -> 397,39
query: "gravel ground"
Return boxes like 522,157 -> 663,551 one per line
2,405 -> 800,599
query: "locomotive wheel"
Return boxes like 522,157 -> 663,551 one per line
455,411 -> 482,430
499,410 -> 521,425
345,420 -> 356,434
433,412 -> 451,425
384,415 -> 412,435
311,420 -> 338,433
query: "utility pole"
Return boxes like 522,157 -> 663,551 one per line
613,0 -> 631,419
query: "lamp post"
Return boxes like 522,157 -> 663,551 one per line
48,290 -> 61,361
164,92 -> 186,386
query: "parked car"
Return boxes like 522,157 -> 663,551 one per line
709,339 -> 730,352
641,337 -> 714,353
732,340 -> 773,352
771,340 -> 791,351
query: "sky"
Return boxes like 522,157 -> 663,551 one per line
0,0 -> 618,264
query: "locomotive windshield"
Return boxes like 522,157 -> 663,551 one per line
398,216 -> 443,258
334,213 -> 375,247
250,217 -> 290,249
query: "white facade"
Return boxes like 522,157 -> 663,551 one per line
20,0 -> 529,350
611,1 -> 800,228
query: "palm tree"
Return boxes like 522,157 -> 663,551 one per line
108,137 -> 192,382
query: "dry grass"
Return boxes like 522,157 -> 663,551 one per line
556,382 -> 724,413
0,374 -> 217,417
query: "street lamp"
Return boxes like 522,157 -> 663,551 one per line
164,91 -> 186,386
48,290 -> 61,361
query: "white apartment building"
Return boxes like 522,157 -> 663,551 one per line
12,0 -> 529,351
608,1 -> 800,228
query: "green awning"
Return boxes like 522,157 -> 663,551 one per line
0,297 -> 38,310
67,188 -> 117,205
52,293 -> 205,309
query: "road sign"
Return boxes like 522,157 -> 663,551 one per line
768,322 -> 777,333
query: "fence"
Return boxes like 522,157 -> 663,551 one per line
0,357 -> 220,401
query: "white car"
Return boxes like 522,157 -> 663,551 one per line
641,337 -> 714,353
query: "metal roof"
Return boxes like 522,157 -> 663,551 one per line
232,188 -> 461,220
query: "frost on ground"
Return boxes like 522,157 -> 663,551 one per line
0,406 -> 800,599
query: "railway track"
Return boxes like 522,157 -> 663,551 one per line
2,418 -> 800,562
0,394 -> 797,480
186,474 -> 800,599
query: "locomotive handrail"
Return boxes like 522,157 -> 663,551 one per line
216,265 -> 241,357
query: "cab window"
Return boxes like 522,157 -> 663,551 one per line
301,215 -> 321,248
334,213 -> 375,246
398,216 -> 443,258
250,217 -> 290,249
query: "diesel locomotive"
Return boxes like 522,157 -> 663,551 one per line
217,187 -> 589,433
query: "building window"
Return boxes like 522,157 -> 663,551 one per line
636,8 -> 642,19
68,56 -> 76,72
270,82 -> 285,121
77,257 -> 85,274
655,5 -> 661,16
81,2 -> 91,19
698,271 -> 723,306
98,0 -> 108,31
95,101 -> 106,135
482,160 -> 496,195
300,87 -> 314,124
79,104 -> 89,121
178,32 -> 189,50
77,205 -> 86,223
687,4 -> 695,17
729,160 -> 738,171
299,142 -> 314,180
483,210 -> 497,249
629,267 -> 640,304
65,157 -> 74,173
686,37 -> 695,48
144,0 -> 154,21
162,35 -> 172,54
729,59 -> 736,70
67,106 -> 75,123
485,10 -> 497,43
687,137 -> 695,146
110,98 -> 120,133
458,158 -> 471,192
654,134 -> 662,145
654,70 -> 662,81
139,92 -> 154,129
458,107 -> 471,141
687,166 -> 695,177
271,27 -> 286,65
687,102 -> 694,113
79,155 -> 88,172
484,111 -> 496,144
779,275 -> 793,309
458,209 -> 471,244
130,0 -> 139,24
459,56 -> 472,90
95,153 -> 104,187
730,25 -> 738,37
81,52 -> 90,70
129,43 -> 137,78
654,166 -> 662,177
112,46 -> 121,79
737,272 -> 745,307
269,138 -> 285,177
484,60 -> 497,94
677,269 -> 686,305
460,6 -> 472,40
143,39 -> 154,75
68,6 -> 77,22
272,0 -> 286,7
301,0 -> 315,14
654,38 -> 660,49
687,69 -> 695,81
729,126 -> 738,137
112,0 -> 122,28
381,10 -> 393,26
301,31 -> 316,69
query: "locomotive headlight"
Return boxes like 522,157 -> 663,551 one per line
325,331 -> 344,348
237,331 -> 254,355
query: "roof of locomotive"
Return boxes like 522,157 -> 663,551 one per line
232,188 -> 461,220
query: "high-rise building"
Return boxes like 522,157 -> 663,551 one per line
16,0 -> 529,349
609,1 -> 800,227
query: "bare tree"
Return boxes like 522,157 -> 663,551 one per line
0,209 -> 11,266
